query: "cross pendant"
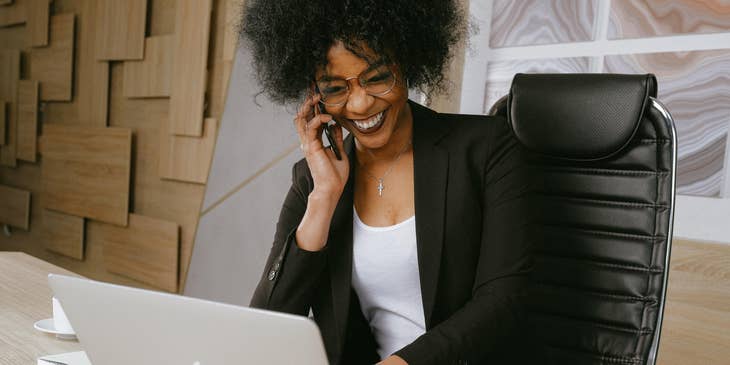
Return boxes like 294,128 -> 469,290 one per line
377,178 -> 384,197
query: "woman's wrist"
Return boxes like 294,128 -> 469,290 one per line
295,191 -> 340,251
309,186 -> 343,204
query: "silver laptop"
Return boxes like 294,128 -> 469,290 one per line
48,274 -> 329,365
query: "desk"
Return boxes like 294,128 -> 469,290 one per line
0,252 -> 83,364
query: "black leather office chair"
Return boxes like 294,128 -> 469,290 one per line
489,74 -> 676,365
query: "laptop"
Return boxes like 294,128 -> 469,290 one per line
48,274 -> 329,365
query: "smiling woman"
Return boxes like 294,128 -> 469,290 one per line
240,1 -> 534,365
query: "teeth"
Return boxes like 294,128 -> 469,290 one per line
352,111 -> 384,130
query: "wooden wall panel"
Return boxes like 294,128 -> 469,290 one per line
0,0 -> 25,27
206,0 -> 238,120
26,0 -> 49,47
29,14 -> 74,101
148,0 -> 175,36
94,0 -> 146,60
0,184 -> 30,230
0,158 -> 158,291
0,49 -> 19,167
169,0 -> 213,136
159,117 -> 217,184
0,101 -> 5,144
99,213 -> 179,292
1,0 -> 236,294
107,65 -> 204,293
43,209 -> 84,260
0,50 -> 20,99
16,80 -> 38,162
45,0 -> 109,126
123,35 -> 173,98
40,124 -> 131,227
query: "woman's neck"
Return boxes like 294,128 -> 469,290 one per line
354,102 -> 414,167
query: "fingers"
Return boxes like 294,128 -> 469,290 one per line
304,113 -> 333,144
296,93 -> 316,119
294,94 -> 317,146
333,123 -> 345,153
293,94 -> 337,156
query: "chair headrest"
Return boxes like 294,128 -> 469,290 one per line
508,73 -> 657,160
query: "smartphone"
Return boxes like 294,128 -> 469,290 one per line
313,86 -> 342,160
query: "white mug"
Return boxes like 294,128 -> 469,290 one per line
52,296 -> 75,333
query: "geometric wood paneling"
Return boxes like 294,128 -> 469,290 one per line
0,49 -> 20,167
26,0 -> 50,47
206,59 -> 232,119
0,49 -> 19,101
94,0 -> 146,60
43,209 -> 84,260
100,213 -> 179,292
44,0 -> 109,126
0,0 -> 25,27
159,117 -> 217,184
77,0 -> 110,126
0,184 -> 30,230
16,80 -> 38,162
123,35 -> 173,98
0,0 -> 237,296
40,124 -> 132,227
169,0 -> 213,136
29,13 -> 74,101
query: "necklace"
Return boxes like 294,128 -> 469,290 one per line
361,139 -> 412,197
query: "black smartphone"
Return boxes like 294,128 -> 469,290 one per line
314,86 -> 342,160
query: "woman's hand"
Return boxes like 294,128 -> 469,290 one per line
294,94 -> 349,200
292,94 -> 349,252
377,355 -> 408,365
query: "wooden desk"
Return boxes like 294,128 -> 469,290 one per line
658,239 -> 730,364
0,252 -> 83,363
2,242 -> 727,364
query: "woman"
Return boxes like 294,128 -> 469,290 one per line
242,1 -> 533,364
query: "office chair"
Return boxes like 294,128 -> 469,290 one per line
489,73 -> 676,365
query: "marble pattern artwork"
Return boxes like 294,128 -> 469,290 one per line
605,50 -> 730,197
482,57 -> 592,113
490,0 -> 597,48
609,0 -> 730,39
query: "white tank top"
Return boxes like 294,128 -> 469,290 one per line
351,207 -> 426,360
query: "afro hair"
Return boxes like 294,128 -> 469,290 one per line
239,0 -> 467,105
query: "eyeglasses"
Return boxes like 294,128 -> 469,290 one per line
315,63 -> 397,107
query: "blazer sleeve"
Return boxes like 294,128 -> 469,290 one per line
394,118 -> 534,364
249,160 -> 328,316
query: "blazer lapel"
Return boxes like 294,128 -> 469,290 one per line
328,133 -> 356,355
327,100 -> 451,352
410,100 -> 450,328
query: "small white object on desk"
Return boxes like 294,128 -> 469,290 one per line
33,318 -> 76,340
33,296 -> 77,340
37,351 -> 91,365
53,296 -> 75,334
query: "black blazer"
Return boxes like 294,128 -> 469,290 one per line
251,100 -> 534,365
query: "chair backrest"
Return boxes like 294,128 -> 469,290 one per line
490,73 -> 676,365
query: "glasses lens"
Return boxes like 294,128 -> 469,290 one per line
316,79 -> 349,105
362,66 -> 395,95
